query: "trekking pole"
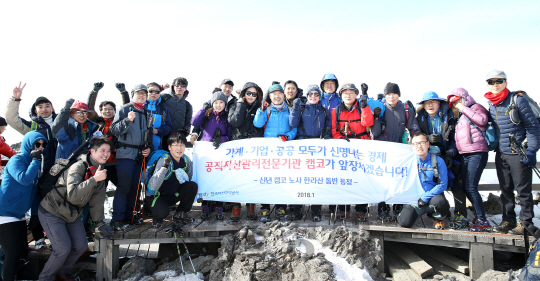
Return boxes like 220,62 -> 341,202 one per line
177,227 -> 204,280
172,224 -> 186,280
304,205 -> 311,222
132,156 -> 147,223
509,134 -> 540,179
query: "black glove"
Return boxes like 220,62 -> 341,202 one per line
64,98 -> 75,110
428,134 -> 441,144
361,83 -> 368,96
178,129 -> 189,138
292,98 -> 302,111
203,102 -> 212,111
212,87 -> 221,94
162,156 -> 172,168
444,153 -> 453,169
31,149 -> 42,161
115,83 -> 126,92
98,224 -> 115,239
418,198 -> 427,207
373,107 -> 381,119
213,128 -> 222,149
359,95 -> 368,108
93,82 -> 104,92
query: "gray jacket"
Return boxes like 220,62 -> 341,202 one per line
375,100 -> 421,143
110,103 -> 149,160
161,90 -> 193,133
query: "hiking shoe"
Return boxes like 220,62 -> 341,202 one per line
450,214 -> 469,229
110,220 -> 129,231
276,207 -> 288,220
230,205 -> 241,222
260,208 -> 271,223
494,221 -> 517,234
433,220 -> 445,230
247,204 -> 257,220
215,207 -> 224,220
356,212 -> 368,222
312,210 -> 322,222
125,216 -> 144,225
378,211 -> 392,222
201,205 -> 210,220
223,203 -> 232,213
173,211 -> 195,224
34,238 -> 47,250
152,219 -> 164,229
290,208 -> 303,221
508,221 -> 525,235
470,220 -> 492,232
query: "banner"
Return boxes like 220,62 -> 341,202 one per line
192,138 -> 424,204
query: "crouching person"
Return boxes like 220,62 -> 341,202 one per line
145,134 -> 198,228
398,133 -> 450,229
38,137 -> 115,281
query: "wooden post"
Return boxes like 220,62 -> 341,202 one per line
469,242 -> 493,279
96,239 -> 119,281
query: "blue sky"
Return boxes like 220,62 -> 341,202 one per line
1,0 -> 539,142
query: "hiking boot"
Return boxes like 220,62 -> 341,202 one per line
110,220 -> 129,231
230,205 -> 241,222
201,205 -> 210,220
223,203 -> 232,213
508,221 -> 525,235
378,211 -> 392,222
173,211 -> 195,224
470,220 -> 492,232
290,207 -> 303,221
312,210 -> 322,222
433,220 -> 445,230
260,208 -> 271,223
494,221 -> 517,234
125,216 -> 144,225
449,214 -> 469,229
247,204 -> 257,220
276,207 -> 288,220
152,219 -> 164,229
356,212 -> 368,222
215,207 -> 224,220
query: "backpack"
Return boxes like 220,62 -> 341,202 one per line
509,91 -> 540,125
520,221 -> 540,280
463,108 -> 499,151
417,153 -> 441,184
142,150 -> 174,195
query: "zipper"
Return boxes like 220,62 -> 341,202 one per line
494,104 -> 502,151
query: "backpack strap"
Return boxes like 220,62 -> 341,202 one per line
30,121 -> 38,131
463,115 -> 490,146
417,154 -> 441,184
263,106 -> 272,130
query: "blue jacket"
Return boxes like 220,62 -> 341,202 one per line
417,152 -> 448,203
289,101 -> 331,139
0,131 -> 47,219
146,98 -> 172,150
321,93 -> 342,113
488,91 -> 540,154
253,104 -> 297,140
54,116 -> 99,160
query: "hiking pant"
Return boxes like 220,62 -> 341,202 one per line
112,158 -> 143,222
145,181 -> 198,221
38,206 -> 87,281
461,152 -> 488,221
495,152 -> 534,223
0,220 -> 27,281
397,194 -> 450,228
28,215 -> 45,241
450,160 -> 467,216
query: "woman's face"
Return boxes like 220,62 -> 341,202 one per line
244,87 -> 257,105
270,91 -> 284,105
213,100 -> 226,113
285,83 -> 298,100
307,91 -> 321,104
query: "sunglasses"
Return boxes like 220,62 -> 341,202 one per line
245,91 -> 258,97
75,111 -> 88,116
34,142 -> 47,148
308,92 -> 321,97
174,84 -> 187,88
487,79 -> 506,85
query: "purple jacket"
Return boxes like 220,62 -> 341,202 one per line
450,88 -> 489,154
191,108 -> 231,143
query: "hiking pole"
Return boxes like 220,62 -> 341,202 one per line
176,226 -> 204,280
132,156 -> 147,223
509,134 -> 540,179
172,224 -> 186,280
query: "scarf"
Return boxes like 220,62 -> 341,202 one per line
484,88 -> 509,106
103,118 -> 113,135
131,101 -> 145,111
272,103 -> 285,112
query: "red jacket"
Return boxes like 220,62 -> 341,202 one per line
331,101 -> 374,139
0,135 -> 16,161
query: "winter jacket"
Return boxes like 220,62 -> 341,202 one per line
160,90 -> 193,134
147,155 -> 194,196
52,103 -> 99,160
0,131 -> 46,219
253,103 -> 297,140
5,97 -> 58,171
86,89 -> 130,133
228,83 -> 265,140
191,108 -> 231,143
110,103 -> 150,160
331,101 -> 374,139
452,94 -> 489,154
290,100 -> 331,139
40,154 -> 107,223
194,94 -> 238,140
284,88 -> 306,109
416,101 -> 457,156
375,100 -> 421,143
0,135 -> 16,159
146,98 -> 172,150
417,152 -> 448,203
488,90 -> 540,154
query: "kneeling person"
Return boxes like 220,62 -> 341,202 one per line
398,133 -> 450,229
145,133 -> 198,228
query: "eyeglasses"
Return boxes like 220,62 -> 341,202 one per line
424,100 -> 439,106
174,84 -> 187,88
171,144 -> 185,148
149,90 -> 160,94
75,111 -> 88,116
341,92 -> 356,97
101,108 -> 114,112
411,141 -> 428,147
245,91 -> 258,97
34,142 -> 47,148
308,92 -> 321,97
487,79 -> 506,85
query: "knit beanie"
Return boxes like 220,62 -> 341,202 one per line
306,84 -> 321,95
211,91 -> 228,106
384,82 -> 401,96
0,116 -> 7,127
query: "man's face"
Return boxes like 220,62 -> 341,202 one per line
35,102 -> 53,118
285,83 -> 298,100
412,135 -> 430,158
385,93 -> 400,106
133,90 -> 147,104
147,86 -> 161,101
0,125 -> 6,134
221,84 -> 233,97
168,141 -> 185,159
91,143 -> 111,165
174,83 -> 187,97
33,139 -> 46,151
307,91 -> 321,105
71,110 -> 88,124
424,100 -> 440,117
487,78 -> 507,95
323,81 -> 336,94
341,90 -> 357,106
270,91 -> 284,105
100,104 -> 115,119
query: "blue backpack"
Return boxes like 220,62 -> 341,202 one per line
142,150 -> 174,194
521,221 -> 540,280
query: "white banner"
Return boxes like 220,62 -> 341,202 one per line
192,138 -> 424,204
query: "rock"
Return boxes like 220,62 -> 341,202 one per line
484,193 -> 504,215
117,256 -> 156,281
9,142 -> 21,152
477,269 -> 521,281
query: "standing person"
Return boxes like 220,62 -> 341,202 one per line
320,73 -> 342,113
145,82 -> 172,151
397,133 -> 450,229
145,134 -> 198,228
0,131 -> 46,281
109,84 -> 152,230
38,137 -> 115,281
161,77 -> 193,146
0,117 -> 17,160
191,91 -> 231,220
484,70 -> 540,235
228,82 -> 265,221
254,82 -> 297,222
283,80 -> 306,108
329,83 -> 375,221
374,82 -> 421,221
448,88 -> 491,231
415,91 -> 465,227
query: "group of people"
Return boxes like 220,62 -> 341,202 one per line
0,70 -> 538,281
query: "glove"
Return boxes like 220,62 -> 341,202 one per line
162,156 -> 172,168
31,149 -> 42,161
373,107 -> 381,119
359,95 -> 368,108
175,169 -> 189,184
213,136 -> 223,149
261,102 -> 269,111
278,135 -> 288,142
292,98 -> 302,111
64,98 -> 75,110
98,224 -> 115,239
178,129 -> 189,138
361,83 -> 368,96
444,152 -> 453,169
115,83 -> 126,92
212,87 -> 221,94
93,82 -> 104,92
203,102 -> 212,111
523,150 -> 537,167
418,198 -> 427,207
428,134 -> 441,144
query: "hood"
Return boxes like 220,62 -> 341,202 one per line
447,88 -> 476,107
29,102 -> 57,123
21,131 -> 47,156
320,73 -> 339,94
240,82 -> 264,101
283,80 -> 304,100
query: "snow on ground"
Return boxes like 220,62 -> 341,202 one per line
140,270 -> 202,281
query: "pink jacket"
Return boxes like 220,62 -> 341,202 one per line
448,88 -> 489,154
